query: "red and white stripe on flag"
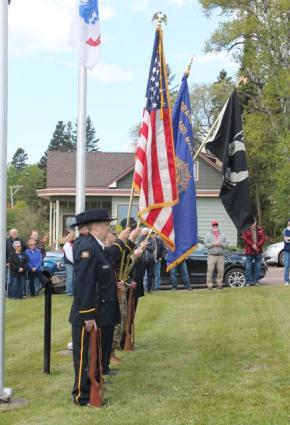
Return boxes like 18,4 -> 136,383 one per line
69,1 -> 101,69
133,108 -> 177,250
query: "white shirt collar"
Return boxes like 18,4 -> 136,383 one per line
95,236 -> 105,250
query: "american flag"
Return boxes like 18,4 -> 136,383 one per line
133,29 -> 177,249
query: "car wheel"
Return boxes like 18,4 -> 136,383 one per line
278,250 -> 285,267
224,268 -> 245,288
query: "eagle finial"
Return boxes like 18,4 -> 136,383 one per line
152,11 -> 167,29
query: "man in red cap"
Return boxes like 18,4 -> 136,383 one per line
204,220 -> 229,289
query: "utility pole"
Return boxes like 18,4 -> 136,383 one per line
9,185 -> 23,208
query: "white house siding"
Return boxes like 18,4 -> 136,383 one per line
112,196 -> 237,246
197,198 -> 237,246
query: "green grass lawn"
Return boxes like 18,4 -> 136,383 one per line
2,286 -> 290,425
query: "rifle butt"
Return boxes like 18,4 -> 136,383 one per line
89,382 -> 103,408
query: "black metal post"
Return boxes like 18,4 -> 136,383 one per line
43,280 -> 52,374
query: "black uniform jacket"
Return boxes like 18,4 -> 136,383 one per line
8,252 -> 27,277
105,238 -> 135,278
69,233 -> 120,327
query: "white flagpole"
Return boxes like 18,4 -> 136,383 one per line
0,0 -> 8,396
75,64 -> 87,214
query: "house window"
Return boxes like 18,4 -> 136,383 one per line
117,204 -> 138,228
194,161 -> 199,181
63,215 -> 75,234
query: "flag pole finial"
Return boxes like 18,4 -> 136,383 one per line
152,12 -> 167,29
184,56 -> 194,78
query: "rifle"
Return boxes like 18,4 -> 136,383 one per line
124,286 -> 135,351
88,328 -> 104,408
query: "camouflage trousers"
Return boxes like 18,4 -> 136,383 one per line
112,288 -> 128,350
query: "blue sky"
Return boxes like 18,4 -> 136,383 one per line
7,0 -> 237,164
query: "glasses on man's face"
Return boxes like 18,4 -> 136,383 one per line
212,224 -> 218,227
29,243 -> 36,246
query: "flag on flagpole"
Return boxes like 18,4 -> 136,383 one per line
133,28 -> 177,249
166,75 -> 198,271
69,0 -> 101,69
205,89 -> 253,231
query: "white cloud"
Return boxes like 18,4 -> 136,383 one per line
130,0 -> 150,11
89,63 -> 134,83
8,0 -> 115,55
130,0 -> 193,11
193,52 -> 238,69
167,0 -> 187,5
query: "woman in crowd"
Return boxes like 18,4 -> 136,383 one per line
62,231 -> 75,296
8,240 -> 27,299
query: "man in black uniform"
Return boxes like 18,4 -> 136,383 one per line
69,208 -> 121,406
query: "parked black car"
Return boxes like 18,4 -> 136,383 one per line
43,243 -> 267,293
160,241 -> 267,288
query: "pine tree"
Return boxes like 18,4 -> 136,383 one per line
11,148 -> 28,174
38,121 -> 72,169
86,116 -> 100,152
71,116 -> 100,152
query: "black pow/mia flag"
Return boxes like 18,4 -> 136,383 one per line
205,89 -> 253,231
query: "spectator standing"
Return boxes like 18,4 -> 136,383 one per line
283,218 -> 290,286
25,239 -> 47,296
170,261 -> 192,290
154,235 -> 166,290
8,241 -> 27,299
242,219 -> 266,287
30,230 -> 46,257
205,220 -> 229,290
140,228 -> 156,293
29,230 -> 46,294
63,231 -> 75,295
6,228 -> 26,298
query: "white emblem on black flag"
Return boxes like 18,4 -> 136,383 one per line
205,90 -> 253,231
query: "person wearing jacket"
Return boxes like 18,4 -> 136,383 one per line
69,208 -> 122,406
8,240 -> 27,299
242,219 -> 266,286
63,231 -> 75,296
25,239 -> 47,296
6,228 -> 26,298
283,218 -> 290,286
140,228 -> 156,293
154,235 -> 167,290
204,219 -> 229,290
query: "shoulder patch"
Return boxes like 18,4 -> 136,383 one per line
81,251 -> 90,258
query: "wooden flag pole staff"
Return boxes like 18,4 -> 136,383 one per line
184,56 -> 194,78
193,108 -> 224,161
126,186 -> 135,227
193,78 -> 247,162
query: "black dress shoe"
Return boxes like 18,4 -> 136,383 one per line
103,369 -> 117,376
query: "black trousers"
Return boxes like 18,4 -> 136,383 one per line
142,260 -> 155,291
100,325 -> 115,374
71,325 -> 90,406
71,324 -> 115,404
28,270 -> 47,296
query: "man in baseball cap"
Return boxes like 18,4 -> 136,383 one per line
205,219 -> 229,290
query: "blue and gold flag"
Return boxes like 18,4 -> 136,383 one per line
166,75 -> 198,271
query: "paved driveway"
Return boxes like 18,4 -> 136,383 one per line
260,267 -> 285,286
